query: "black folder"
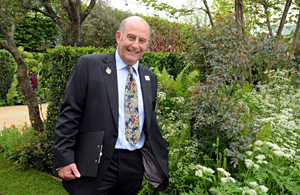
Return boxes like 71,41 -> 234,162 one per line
75,131 -> 104,177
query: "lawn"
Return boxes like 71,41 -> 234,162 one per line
0,154 -> 68,195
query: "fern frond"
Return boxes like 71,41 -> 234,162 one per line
253,169 -> 268,184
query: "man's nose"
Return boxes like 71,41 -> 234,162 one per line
131,40 -> 139,49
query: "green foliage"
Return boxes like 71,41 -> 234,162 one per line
0,50 -> 15,104
140,52 -> 188,79
3,47 -> 49,106
12,14 -> 58,52
6,69 -> 26,105
79,0 -> 132,48
0,123 -> 33,157
0,123 -> 50,171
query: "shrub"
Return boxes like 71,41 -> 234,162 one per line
13,14 -> 58,52
189,16 -> 262,167
140,52 -> 188,79
0,50 -> 15,105
141,16 -> 195,53
190,15 -> 293,85
0,122 -> 51,171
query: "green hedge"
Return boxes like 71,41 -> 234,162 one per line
13,14 -> 58,52
0,50 -> 15,104
43,46 -> 186,172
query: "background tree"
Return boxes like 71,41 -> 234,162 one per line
0,0 -> 43,131
276,0 -> 292,40
31,0 -> 96,46
79,0 -> 131,48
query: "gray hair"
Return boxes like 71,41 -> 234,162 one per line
118,17 -> 151,41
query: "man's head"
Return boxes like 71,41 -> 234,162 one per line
116,16 -> 151,66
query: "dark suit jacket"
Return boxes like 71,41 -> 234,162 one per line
54,51 -> 169,195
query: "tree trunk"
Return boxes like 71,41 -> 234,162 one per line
276,0 -> 292,40
235,0 -> 244,22
63,22 -> 81,46
290,9 -> 300,57
33,0 -> 96,47
0,25 -> 44,132
280,10 -> 300,91
262,1 -> 273,36
203,0 -> 214,28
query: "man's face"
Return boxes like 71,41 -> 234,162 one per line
116,19 -> 150,65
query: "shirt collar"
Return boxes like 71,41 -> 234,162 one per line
115,50 -> 139,73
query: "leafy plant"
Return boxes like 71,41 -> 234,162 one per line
0,50 -> 15,104
13,13 -> 58,52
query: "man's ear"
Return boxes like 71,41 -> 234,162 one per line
116,31 -> 121,43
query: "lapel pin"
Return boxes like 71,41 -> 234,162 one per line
106,67 -> 112,75
145,75 -> 150,81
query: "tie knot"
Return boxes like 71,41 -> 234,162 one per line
127,65 -> 133,75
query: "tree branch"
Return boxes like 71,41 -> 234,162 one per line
0,39 -> 10,51
80,0 -> 96,24
0,24 -> 15,51
276,0 -> 292,40
31,7 -> 56,19
39,0 -> 58,18
60,0 -> 72,17
290,9 -> 300,57
32,6 -> 69,29
203,0 -> 214,27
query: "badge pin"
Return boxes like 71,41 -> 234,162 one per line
106,67 -> 111,75
145,75 -> 150,81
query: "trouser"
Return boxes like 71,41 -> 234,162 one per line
93,149 -> 144,195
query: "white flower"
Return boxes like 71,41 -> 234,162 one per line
247,189 -> 257,195
254,164 -> 260,170
224,171 -> 231,177
255,140 -> 263,146
245,159 -> 254,168
195,170 -> 203,177
204,167 -> 215,174
255,155 -> 266,161
230,177 -> 236,183
221,177 -> 236,183
257,160 -> 263,164
246,151 -> 253,156
263,161 -> 268,164
259,185 -> 269,193
217,168 -> 230,177
250,181 -> 258,187
242,187 -> 257,195
273,150 -> 285,157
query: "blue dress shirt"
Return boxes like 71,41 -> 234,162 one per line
114,51 -> 145,150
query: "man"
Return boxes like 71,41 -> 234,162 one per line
54,16 -> 169,195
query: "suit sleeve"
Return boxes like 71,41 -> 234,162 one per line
53,56 -> 88,169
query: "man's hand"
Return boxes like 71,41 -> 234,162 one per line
58,163 -> 81,181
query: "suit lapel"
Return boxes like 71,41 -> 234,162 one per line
102,52 -> 118,130
139,65 -> 152,132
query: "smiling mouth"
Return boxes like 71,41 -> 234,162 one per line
127,49 -> 139,54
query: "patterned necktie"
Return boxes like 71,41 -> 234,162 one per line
125,65 -> 140,146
